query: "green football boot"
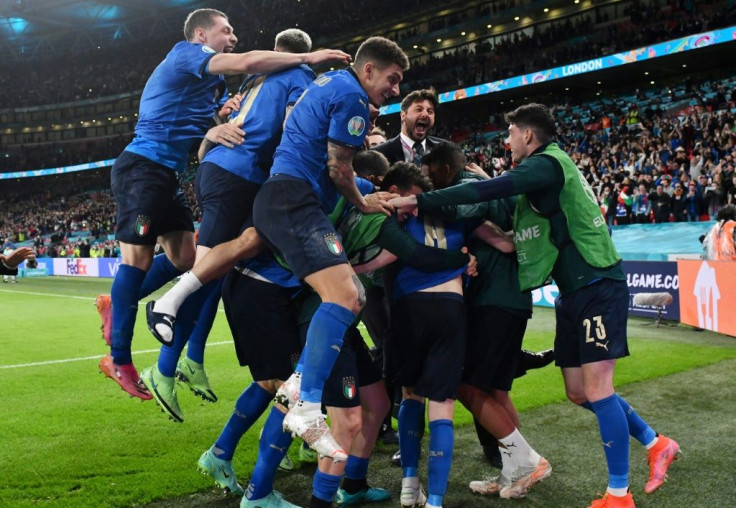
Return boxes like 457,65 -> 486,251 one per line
139,364 -> 183,422
175,357 -> 217,402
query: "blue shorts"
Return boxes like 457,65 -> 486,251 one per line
221,268 -> 302,381
390,292 -> 466,401
111,151 -> 194,246
554,278 -> 630,368
298,323 -> 382,409
194,162 -> 261,248
253,176 -> 348,280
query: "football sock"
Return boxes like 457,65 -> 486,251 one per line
153,270 -> 202,316
138,254 -> 182,299
213,383 -> 273,461
582,398 -> 657,447
312,469 -> 342,503
342,455 -> 370,493
344,455 -> 370,481
398,399 -> 424,478
615,394 -> 657,447
246,407 -> 293,500
427,419 -> 454,508
498,428 -> 541,468
110,264 -> 146,365
590,394 -> 630,492
299,303 -> 355,404
185,279 -> 222,364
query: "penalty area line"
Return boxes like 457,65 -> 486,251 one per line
0,340 -> 232,370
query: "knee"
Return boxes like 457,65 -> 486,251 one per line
566,388 -> 588,406
338,409 -> 363,441
257,379 -> 278,395
170,248 -> 196,272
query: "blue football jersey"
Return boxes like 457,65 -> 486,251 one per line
392,213 -> 470,300
238,254 -> 301,289
203,65 -> 316,185
125,41 -> 227,172
269,68 -> 370,210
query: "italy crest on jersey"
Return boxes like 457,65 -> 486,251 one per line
135,215 -> 151,237
324,233 -> 343,255
342,376 -> 356,399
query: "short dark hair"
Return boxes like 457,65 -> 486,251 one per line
183,9 -> 228,41
353,150 -> 390,179
382,162 -> 433,192
716,204 -> 736,222
504,103 -> 556,144
401,88 -> 438,113
421,141 -> 466,174
275,28 -> 312,53
354,37 -> 410,72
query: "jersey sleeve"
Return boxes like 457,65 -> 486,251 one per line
174,43 -> 218,78
327,92 -> 370,149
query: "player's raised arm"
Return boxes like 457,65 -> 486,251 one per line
208,48 -> 351,75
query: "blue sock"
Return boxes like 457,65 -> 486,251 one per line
213,383 -> 273,461
299,303 -> 355,404
399,399 -> 424,478
110,264 -> 146,365
615,394 -> 656,446
246,407 -> 293,500
186,279 -> 222,364
583,398 -> 656,446
590,395 -> 630,490
427,419 -> 454,507
344,455 -> 370,480
138,254 -> 182,299
313,469 -> 343,502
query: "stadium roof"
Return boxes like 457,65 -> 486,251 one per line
0,0 -> 238,62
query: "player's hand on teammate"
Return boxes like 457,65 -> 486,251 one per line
465,162 -> 490,179
305,49 -> 352,66
360,191 -> 398,216
218,94 -> 243,120
462,247 -> 478,277
388,195 -> 418,216
1,247 -> 35,269
205,120 -> 245,148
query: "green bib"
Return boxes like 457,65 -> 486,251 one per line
513,144 -> 621,291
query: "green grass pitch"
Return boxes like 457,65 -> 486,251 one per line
1,277 -> 735,507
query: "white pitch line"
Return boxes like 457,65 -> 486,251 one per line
0,340 -> 232,370
0,289 -> 94,301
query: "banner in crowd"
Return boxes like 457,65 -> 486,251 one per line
380,26 -> 736,115
677,260 -> 736,337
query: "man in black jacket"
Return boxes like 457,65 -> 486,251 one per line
373,88 -> 443,165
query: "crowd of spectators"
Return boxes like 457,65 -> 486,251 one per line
448,76 -> 736,225
405,0 -> 733,94
0,167 -> 202,258
3,74 -> 734,259
0,135 -> 131,174
1,0 -> 731,110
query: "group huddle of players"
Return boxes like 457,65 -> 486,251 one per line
95,8 -> 680,508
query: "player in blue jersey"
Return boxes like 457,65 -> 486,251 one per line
251,36 -> 409,461
138,29 -> 318,422
99,6 -> 350,400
